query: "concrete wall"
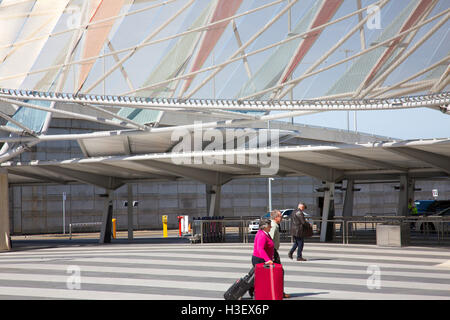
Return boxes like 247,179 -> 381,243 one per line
8,177 -> 450,235
5,118 -> 450,235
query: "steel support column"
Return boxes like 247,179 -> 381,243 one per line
342,179 -> 354,235
127,184 -> 133,241
0,169 -> 11,251
206,184 -> 222,217
397,175 -> 414,216
99,191 -> 113,244
320,182 -> 335,242
343,179 -> 354,218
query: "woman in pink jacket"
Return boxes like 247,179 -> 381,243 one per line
248,218 -> 274,298
252,218 -> 274,266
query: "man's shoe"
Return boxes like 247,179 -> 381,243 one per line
296,257 -> 307,262
288,252 -> 293,260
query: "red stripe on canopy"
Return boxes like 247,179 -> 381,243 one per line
77,0 -> 126,92
281,0 -> 343,84
364,0 -> 434,86
181,0 -> 243,94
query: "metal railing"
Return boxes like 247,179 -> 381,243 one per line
190,217 -> 344,244
191,218 -> 248,244
343,216 -> 450,244
190,216 -> 450,245
69,222 -> 102,240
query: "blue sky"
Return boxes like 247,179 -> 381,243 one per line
296,108 -> 450,140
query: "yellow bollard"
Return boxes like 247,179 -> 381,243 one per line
162,215 -> 168,238
112,218 -> 116,239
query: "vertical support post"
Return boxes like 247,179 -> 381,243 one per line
127,184 -> 133,241
342,179 -> 355,240
206,184 -> 221,217
0,169 -> 11,251
112,218 -> 117,239
162,215 -> 168,238
206,185 -> 211,216
407,178 -> 415,216
342,179 -> 354,218
342,179 -> 354,237
268,178 -> 274,212
397,175 -> 410,216
62,192 -> 66,234
177,216 -> 182,237
99,191 -> 113,244
320,182 -> 335,242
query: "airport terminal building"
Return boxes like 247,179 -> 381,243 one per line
0,0 -> 449,248
4,117 -> 449,235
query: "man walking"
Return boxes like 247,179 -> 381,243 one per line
269,209 -> 290,299
288,202 -> 308,262
269,209 -> 282,264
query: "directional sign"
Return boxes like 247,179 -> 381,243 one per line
432,189 -> 438,199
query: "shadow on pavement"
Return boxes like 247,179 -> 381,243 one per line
8,236 -> 191,252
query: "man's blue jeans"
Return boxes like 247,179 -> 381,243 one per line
289,236 -> 304,259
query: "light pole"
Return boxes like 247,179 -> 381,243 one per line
268,178 -> 274,212
341,48 -> 353,132
62,192 -> 66,234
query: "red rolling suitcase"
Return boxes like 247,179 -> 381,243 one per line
254,263 -> 284,300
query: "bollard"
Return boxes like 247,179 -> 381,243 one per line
112,218 -> 116,239
162,215 -> 168,238
183,215 -> 189,234
177,216 -> 183,237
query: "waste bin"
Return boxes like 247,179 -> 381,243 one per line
376,223 -> 410,247
190,216 -> 225,243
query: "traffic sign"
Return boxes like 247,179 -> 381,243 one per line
432,189 -> 438,199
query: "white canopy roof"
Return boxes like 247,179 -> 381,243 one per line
2,131 -> 449,189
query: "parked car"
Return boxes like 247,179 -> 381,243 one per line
248,219 -> 260,234
415,207 -> 450,233
414,200 -> 450,215
261,209 -> 296,219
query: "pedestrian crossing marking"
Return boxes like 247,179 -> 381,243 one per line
0,242 -> 449,300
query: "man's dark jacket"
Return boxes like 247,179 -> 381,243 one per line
290,210 -> 306,238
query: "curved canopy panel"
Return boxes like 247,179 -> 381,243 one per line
2,135 -> 450,187
0,0 -> 448,183
0,0 -> 446,101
